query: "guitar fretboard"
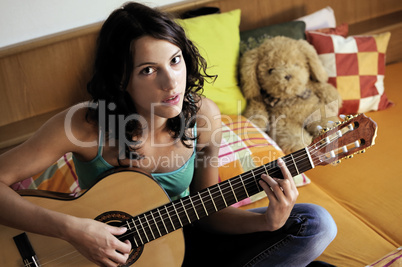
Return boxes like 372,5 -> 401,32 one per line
121,147 -> 313,247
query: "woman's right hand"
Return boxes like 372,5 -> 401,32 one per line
64,217 -> 132,267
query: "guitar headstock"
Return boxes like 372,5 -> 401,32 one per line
309,114 -> 377,167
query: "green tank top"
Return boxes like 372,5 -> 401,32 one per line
72,127 -> 197,200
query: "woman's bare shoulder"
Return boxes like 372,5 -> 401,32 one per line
62,102 -> 99,147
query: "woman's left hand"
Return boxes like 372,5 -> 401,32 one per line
259,158 -> 299,231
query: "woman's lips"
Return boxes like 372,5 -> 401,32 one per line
162,94 -> 180,105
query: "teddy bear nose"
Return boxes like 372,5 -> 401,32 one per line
285,75 -> 292,81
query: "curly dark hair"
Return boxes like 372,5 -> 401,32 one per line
86,2 -> 215,160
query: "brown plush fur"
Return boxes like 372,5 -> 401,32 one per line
240,36 -> 342,153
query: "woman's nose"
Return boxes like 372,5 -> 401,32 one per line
161,68 -> 178,91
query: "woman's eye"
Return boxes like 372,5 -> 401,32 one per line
171,55 -> 181,65
141,67 -> 156,75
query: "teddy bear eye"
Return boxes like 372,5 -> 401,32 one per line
268,68 -> 274,74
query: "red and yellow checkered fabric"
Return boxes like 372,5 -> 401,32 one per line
307,31 -> 393,114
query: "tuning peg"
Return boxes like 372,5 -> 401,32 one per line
341,115 -> 355,122
346,155 -> 354,159
317,125 -> 328,134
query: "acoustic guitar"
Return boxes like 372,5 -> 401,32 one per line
0,114 -> 377,266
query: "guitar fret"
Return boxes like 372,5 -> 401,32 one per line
138,216 -> 149,243
198,192 -> 208,216
239,174 -> 250,198
305,147 -> 315,168
250,169 -> 260,190
132,218 -> 144,245
207,188 -> 218,211
164,206 -> 176,231
157,208 -> 169,235
189,196 -> 200,220
172,202 -> 183,227
180,199 -> 191,224
144,214 -> 155,240
227,179 -> 238,203
216,183 -> 227,207
284,155 -> 297,177
125,220 -> 140,248
290,154 -> 300,174
298,149 -> 313,173
126,220 -> 132,231
262,164 -> 268,175
149,210 -> 162,237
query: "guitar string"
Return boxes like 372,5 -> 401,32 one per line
117,129 -> 346,243
27,248 -> 83,266
118,126 -> 353,244
117,135 -> 340,244
122,127 -> 348,243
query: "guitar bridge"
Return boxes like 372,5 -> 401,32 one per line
13,232 -> 41,267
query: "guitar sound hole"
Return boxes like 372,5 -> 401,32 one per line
95,211 -> 143,267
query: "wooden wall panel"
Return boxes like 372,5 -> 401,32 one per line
0,33 -> 96,127
191,0 -> 402,31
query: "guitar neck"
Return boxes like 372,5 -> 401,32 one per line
123,147 -> 314,248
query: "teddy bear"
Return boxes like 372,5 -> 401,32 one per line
240,36 -> 342,153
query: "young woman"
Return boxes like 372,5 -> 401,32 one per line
0,2 -> 337,266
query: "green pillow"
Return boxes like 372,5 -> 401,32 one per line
177,9 -> 246,115
240,21 -> 306,55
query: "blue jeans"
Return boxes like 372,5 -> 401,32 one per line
182,203 -> 337,267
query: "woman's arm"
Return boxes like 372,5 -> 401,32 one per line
192,98 -> 299,234
0,107 -> 131,266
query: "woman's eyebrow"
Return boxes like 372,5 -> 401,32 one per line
135,49 -> 182,68
170,49 -> 182,59
135,61 -> 156,68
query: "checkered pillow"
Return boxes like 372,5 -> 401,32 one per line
306,31 -> 393,114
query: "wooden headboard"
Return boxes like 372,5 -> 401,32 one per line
1,0 -> 401,153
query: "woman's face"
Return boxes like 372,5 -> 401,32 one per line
127,36 -> 187,122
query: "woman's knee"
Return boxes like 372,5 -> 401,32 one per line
297,203 -> 337,246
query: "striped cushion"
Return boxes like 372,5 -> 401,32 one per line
367,247 -> 402,267
11,153 -> 80,194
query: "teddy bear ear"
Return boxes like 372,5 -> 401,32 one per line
298,39 -> 328,83
239,48 -> 261,99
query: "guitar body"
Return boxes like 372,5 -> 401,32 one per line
0,170 -> 185,267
